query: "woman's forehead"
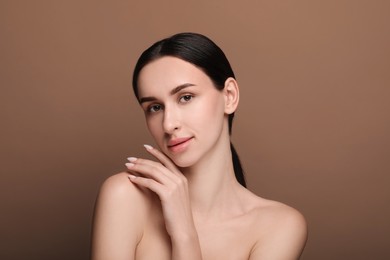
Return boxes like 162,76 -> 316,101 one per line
137,56 -> 213,96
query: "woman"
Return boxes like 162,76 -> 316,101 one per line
91,32 -> 307,259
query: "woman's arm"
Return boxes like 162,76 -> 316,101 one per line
126,145 -> 203,260
91,173 -> 147,260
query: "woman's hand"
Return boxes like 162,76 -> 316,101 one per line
125,144 -> 202,259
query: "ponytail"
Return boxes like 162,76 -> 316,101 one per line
230,142 -> 246,187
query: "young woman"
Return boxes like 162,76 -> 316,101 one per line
91,32 -> 307,259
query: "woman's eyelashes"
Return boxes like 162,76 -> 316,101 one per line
145,93 -> 195,114
179,94 -> 194,103
147,103 -> 163,113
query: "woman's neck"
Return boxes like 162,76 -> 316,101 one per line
180,135 -> 246,222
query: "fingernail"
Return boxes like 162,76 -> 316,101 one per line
127,157 -> 137,162
143,144 -> 153,150
128,174 -> 137,180
125,163 -> 134,168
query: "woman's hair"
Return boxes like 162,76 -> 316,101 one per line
132,32 -> 246,187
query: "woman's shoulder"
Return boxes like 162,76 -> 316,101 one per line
242,189 -> 306,225
96,172 -> 153,212
246,193 -> 308,258
98,172 -> 141,196
91,172 -> 156,259
253,196 -> 306,226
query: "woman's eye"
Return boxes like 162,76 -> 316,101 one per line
148,104 -> 162,113
179,94 -> 193,103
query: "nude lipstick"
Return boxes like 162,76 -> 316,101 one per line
167,137 -> 193,153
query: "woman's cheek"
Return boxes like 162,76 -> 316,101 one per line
196,96 -> 224,124
146,117 -> 162,140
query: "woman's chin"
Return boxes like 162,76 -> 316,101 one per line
162,147 -> 199,169
169,156 -> 196,169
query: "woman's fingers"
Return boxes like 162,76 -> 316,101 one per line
125,144 -> 188,199
128,174 -> 165,195
143,144 -> 181,176
126,158 -> 176,184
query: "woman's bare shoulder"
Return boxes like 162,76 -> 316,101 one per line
248,194 -> 308,259
253,196 -> 306,223
242,189 -> 305,221
91,172 -> 154,259
99,172 -> 147,196
95,172 -> 154,215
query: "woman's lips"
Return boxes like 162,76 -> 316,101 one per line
167,137 -> 193,152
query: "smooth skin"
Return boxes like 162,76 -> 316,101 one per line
91,57 -> 307,259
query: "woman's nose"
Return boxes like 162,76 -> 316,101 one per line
163,107 -> 180,134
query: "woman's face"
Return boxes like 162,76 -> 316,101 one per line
137,56 -> 229,167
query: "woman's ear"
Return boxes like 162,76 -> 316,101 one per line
223,77 -> 240,114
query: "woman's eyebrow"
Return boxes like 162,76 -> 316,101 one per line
170,83 -> 196,95
139,83 -> 196,104
139,96 -> 156,104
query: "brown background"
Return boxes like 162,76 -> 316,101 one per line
1,0 -> 389,259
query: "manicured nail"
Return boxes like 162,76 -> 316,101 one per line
128,174 -> 137,180
127,157 -> 137,162
143,144 -> 153,150
125,162 -> 134,168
